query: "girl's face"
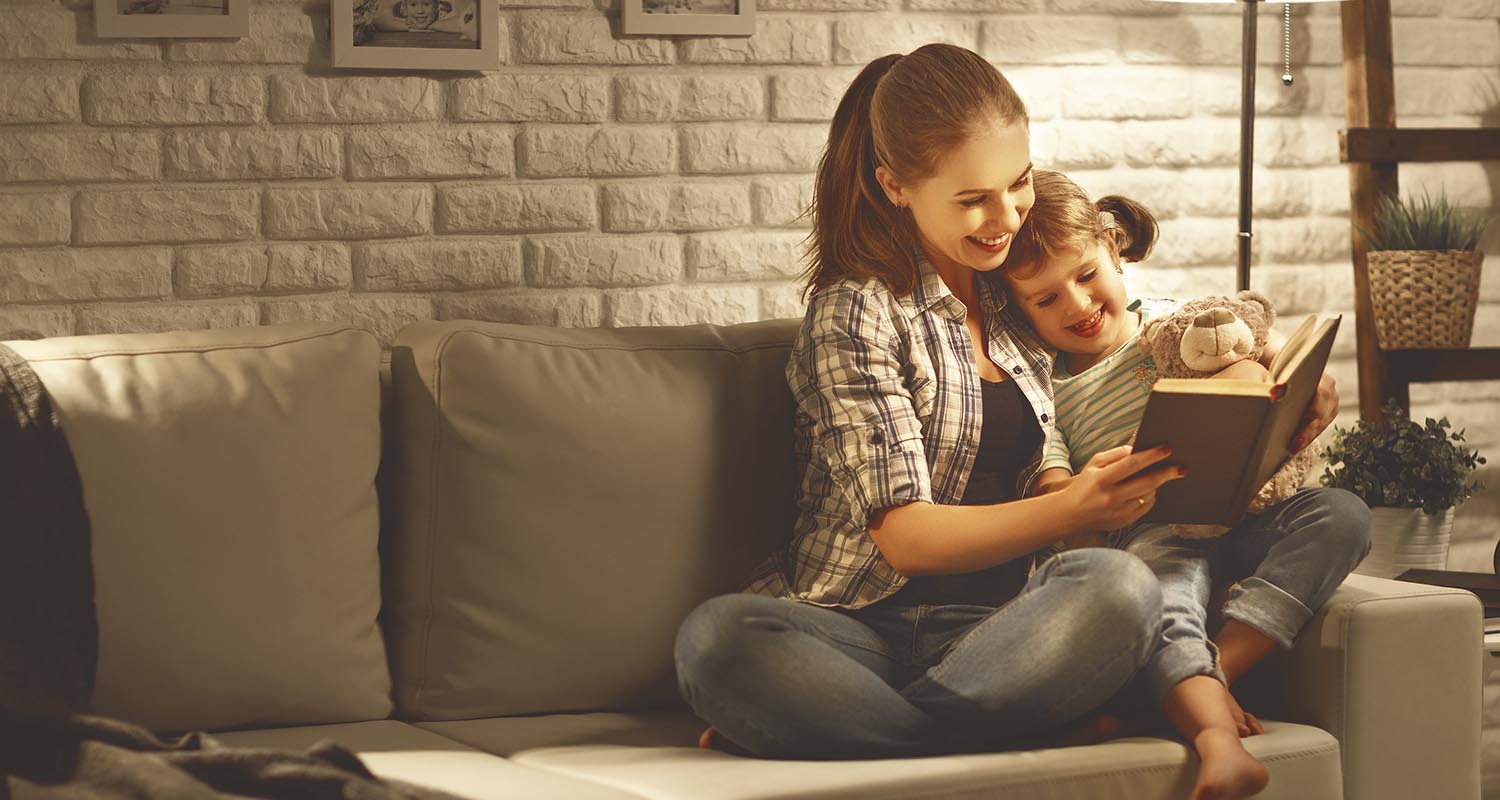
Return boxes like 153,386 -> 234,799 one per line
406,0 -> 439,28
1004,242 -> 1136,373
875,120 -> 1034,290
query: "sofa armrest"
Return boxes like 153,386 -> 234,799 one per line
1247,573 -> 1482,800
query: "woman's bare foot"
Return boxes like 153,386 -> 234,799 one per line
697,727 -> 754,757
1190,728 -> 1269,800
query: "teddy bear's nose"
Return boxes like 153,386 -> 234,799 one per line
1191,308 -> 1236,328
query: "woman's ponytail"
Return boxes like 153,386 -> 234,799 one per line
803,53 -> 917,297
1096,195 -> 1158,263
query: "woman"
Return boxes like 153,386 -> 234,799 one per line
673,44 -> 1336,799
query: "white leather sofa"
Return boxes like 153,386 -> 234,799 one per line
5,318 -> 1483,799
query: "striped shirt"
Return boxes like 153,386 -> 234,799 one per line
1041,298 -> 1176,474
744,254 -> 1057,609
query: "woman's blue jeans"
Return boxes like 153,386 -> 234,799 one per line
673,548 -> 1163,759
1116,487 -> 1373,706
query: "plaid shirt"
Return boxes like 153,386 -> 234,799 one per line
745,256 -> 1057,608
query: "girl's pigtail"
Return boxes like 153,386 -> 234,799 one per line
804,53 -> 915,297
1097,195 -> 1158,263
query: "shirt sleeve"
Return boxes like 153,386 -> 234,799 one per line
1040,426 -> 1074,474
790,285 -> 932,531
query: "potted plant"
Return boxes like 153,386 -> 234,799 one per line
1358,190 -> 1490,350
1320,400 -> 1486,579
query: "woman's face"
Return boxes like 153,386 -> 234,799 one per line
1004,241 -> 1135,373
876,119 -> 1034,289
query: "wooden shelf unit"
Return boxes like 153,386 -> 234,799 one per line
1339,0 -> 1500,421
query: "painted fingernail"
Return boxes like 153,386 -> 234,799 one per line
1177,468 -> 1188,478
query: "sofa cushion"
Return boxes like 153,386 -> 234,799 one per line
417,710 -> 706,756
6,323 -> 391,732
505,720 -> 1340,800
386,319 -> 798,719
214,720 -> 637,799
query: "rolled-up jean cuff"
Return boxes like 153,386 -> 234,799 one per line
1144,639 -> 1226,709
1222,577 -> 1313,650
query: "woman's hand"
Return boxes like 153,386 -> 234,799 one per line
1290,372 -> 1338,453
1057,444 -> 1184,537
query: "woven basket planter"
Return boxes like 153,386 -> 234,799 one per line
1366,249 -> 1484,350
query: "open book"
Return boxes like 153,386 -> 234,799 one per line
1131,313 -> 1341,526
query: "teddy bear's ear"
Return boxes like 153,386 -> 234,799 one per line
1235,290 -> 1275,323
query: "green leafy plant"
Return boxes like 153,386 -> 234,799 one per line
1320,400 -> 1486,515
1357,190 -> 1490,251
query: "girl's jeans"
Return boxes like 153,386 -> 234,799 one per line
673,548 -> 1163,759
1116,487 -> 1372,706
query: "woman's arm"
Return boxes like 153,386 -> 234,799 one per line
869,445 -> 1183,576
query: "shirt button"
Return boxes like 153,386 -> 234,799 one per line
870,430 -> 884,445
1012,365 -> 1023,375
1040,413 -> 1049,423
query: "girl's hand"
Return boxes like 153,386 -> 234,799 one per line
1290,372 -> 1338,453
1057,444 -> 1184,536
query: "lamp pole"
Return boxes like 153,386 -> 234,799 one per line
1236,0 -> 1258,292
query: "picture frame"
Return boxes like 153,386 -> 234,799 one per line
620,0 -> 754,37
95,0 -> 249,38
332,0 -> 500,71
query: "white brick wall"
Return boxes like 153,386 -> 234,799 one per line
1,0 -> 1497,448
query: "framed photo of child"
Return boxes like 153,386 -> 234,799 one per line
620,0 -> 753,37
331,0 -> 500,71
95,0 -> 249,38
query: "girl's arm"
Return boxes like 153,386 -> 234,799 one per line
1258,330 -> 1339,452
1031,466 -> 1072,495
868,445 -> 1182,576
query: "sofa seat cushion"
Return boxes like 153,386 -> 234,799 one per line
419,713 -> 1340,799
416,710 -> 707,756
213,720 -> 639,799
5,323 -> 390,733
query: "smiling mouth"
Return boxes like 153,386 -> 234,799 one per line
968,233 -> 1011,251
1068,308 -> 1104,334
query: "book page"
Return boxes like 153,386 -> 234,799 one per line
1269,314 -> 1328,383
1246,315 -> 1341,491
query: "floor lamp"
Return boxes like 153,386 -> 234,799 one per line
1151,0 -> 1345,292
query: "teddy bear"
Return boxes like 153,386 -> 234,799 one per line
1137,290 -> 1317,539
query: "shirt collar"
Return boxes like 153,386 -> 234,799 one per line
902,251 -> 1013,321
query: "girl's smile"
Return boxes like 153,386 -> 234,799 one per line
1004,242 -> 1136,373
1066,307 -> 1105,338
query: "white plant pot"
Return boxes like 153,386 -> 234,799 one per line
1353,506 -> 1455,579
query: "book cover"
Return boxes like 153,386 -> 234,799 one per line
1132,314 -> 1341,526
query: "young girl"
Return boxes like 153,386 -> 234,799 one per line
1001,169 -> 1372,796
672,44 -> 1330,798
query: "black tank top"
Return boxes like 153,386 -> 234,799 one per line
894,377 -> 1045,607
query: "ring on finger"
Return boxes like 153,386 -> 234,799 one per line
1136,496 -> 1147,507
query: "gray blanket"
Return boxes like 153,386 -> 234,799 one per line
0,344 -> 463,800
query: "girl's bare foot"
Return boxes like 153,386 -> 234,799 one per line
1190,728 -> 1269,800
1224,691 -> 1264,737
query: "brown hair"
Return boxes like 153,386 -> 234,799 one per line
1005,169 -> 1158,279
801,44 -> 1028,298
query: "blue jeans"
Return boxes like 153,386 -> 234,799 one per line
1116,487 -> 1372,705
673,548 -> 1162,759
